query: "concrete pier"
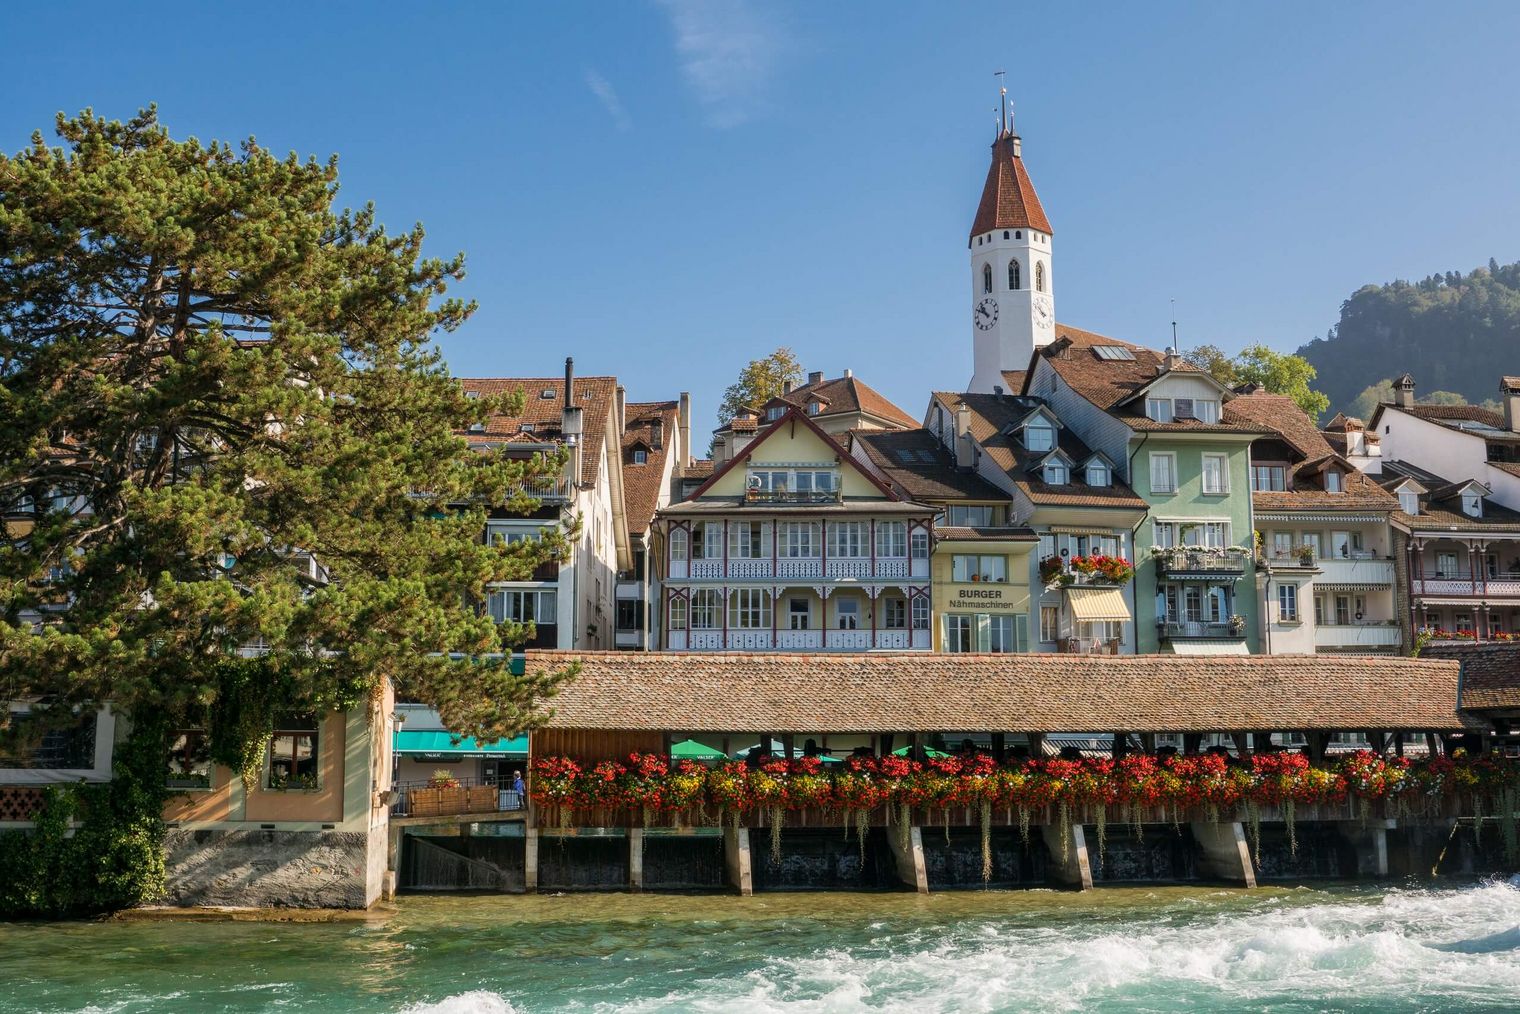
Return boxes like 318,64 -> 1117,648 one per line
1191,821 -> 1257,887
888,825 -> 929,893
628,828 -> 644,891
724,826 -> 753,896
524,826 -> 540,892
1041,823 -> 1093,890
1344,818 -> 1394,877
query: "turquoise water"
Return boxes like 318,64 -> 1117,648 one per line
3,881 -> 1520,1012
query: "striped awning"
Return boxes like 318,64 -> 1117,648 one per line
1065,586 -> 1131,621
1165,641 -> 1251,656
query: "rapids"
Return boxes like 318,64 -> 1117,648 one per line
3,880 -> 1519,1012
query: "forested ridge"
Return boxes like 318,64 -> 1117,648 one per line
1297,259 -> 1520,416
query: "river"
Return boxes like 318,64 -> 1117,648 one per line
3,880 -> 1519,1012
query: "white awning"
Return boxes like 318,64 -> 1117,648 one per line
1065,586 -> 1131,622
1165,640 -> 1251,656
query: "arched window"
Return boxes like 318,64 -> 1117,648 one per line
982,263 -> 993,294
669,527 -> 688,562
1008,259 -> 1021,290
1035,261 -> 1046,293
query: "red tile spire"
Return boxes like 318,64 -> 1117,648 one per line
969,127 -> 1053,239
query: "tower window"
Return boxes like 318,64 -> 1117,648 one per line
1009,259 -> 1021,290
1035,262 -> 1046,293
1003,230 -> 1009,239
982,263 -> 993,295
1015,231 -> 1022,239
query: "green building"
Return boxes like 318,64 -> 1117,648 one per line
1022,327 -> 1265,653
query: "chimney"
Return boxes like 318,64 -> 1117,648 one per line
1503,376 -> 1520,433
615,385 -> 626,438
677,393 -> 691,475
651,418 -> 664,450
782,379 -> 794,394
1394,373 -> 1416,409
954,402 -> 974,470
1162,348 -> 1182,373
560,357 -> 584,484
807,371 -> 824,386
843,368 -> 853,378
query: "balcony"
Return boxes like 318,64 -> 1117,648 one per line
1152,548 -> 1250,579
669,628 -> 931,651
507,478 -> 571,502
1158,620 -> 1245,640
1313,624 -> 1402,649
1411,576 -> 1520,599
744,489 -> 842,505
1315,558 -> 1395,587
676,557 -> 926,581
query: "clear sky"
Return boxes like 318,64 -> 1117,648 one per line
5,1 -> 1520,438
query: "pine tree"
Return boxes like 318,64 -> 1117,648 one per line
0,108 -> 576,779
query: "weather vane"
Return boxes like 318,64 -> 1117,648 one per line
994,69 -> 1008,134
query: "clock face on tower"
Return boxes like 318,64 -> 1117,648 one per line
1033,295 -> 1053,328
974,296 -> 999,331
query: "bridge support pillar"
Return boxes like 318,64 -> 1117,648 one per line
1192,820 -> 1257,887
629,828 -> 644,891
1342,818 -> 1394,877
1041,823 -> 1093,890
524,826 -> 540,893
887,825 -> 929,893
724,826 -> 753,896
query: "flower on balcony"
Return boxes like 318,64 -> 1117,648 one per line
1038,555 -> 1065,586
1070,554 -> 1134,584
1227,614 -> 1246,634
428,769 -> 461,790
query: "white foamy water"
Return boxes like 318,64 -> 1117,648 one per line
593,879 -> 1520,1013
401,992 -> 518,1014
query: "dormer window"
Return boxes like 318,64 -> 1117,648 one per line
1193,400 -> 1220,424
1024,419 -> 1054,452
1146,398 -> 1173,423
1463,493 -> 1483,517
1399,491 -> 1419,515
632,449 -> 648,465
1086,461 -> 1109,487
464,390 -> 480,400
765,406 -> 785,422
1325,470 -> 1343,493
539,389 -> 556,399
807,401 -> 822,416
1044,462 -> 1068,485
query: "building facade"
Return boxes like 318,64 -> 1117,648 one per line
615,395 -> 692,650
655,406 -> 934,651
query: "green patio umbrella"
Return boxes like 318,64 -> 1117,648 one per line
892,745 -> 952,759
731,741 -> 843,763
669,738 -> 727,760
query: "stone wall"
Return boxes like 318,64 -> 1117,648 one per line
160,829 -> 381,909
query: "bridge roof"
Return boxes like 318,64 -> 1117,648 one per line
524,651 -> 1470,734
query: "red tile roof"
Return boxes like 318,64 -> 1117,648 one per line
621,401 -> 679,536
1421,642 -> 1520,711
1226,393 -> 1398,512
525,651 -> 1469,733
457,376 -> 618,487
969,132 -> 1053,238
851,428 -> 1010,502
773,374 -> 917,429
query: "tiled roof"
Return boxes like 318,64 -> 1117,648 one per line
851,428 -> 1010,502
685,460 -> 714,479
621,400 -> 679,536
525,651 -> 1468,733
1421,642 -> 1520,711
1039,326 -> 1268,437
969,132 -> 1053,237
1226,393 -> 1398,512
936,526 -> 1038,542
928,392 -> 1147,510
773,374 -> 917,429
1403,404 -> 1507,428
1000,370 -> 1027,394
1380,460 -> 1520,532
457,376 -> 618,487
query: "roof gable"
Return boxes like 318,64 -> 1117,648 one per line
687,406 -> 900,500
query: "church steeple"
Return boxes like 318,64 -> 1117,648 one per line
967,103 -> 1056,395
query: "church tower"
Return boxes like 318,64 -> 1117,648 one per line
967,104 -> 1054,394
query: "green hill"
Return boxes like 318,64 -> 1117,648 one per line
1296,259 -> 1520,416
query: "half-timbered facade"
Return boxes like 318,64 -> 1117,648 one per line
654,406 -> 934,651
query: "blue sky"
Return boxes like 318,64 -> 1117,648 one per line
5,1 -> 1520,437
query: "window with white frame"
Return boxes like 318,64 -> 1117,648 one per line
1463,493 -> 1483,517
1277,583 -> 1299,622
1192,400 -> 1220,424
729,588 -> 771,629
489,589 -> 557,625
1149,452 -> 1177,494
1044,461 -> 1068,485
944,614 -> 974,652
1085,461 -> 1109,487
728,521 -> 768,558
1399,490 -> 1419,515
1024,419 -> 1054,452
828,521 -> 868,558
1146,398 -> 1174,423
1078,620 -> 1124,643
836,598 -> 861,629
1154,520 -> 1228,549
911,597 -> 929,630
669,595 -> 688,630
883,599 -> 907,629
1325,469 -> 1343,493
1251,465 -> 1287,492
910,529 -> 929,559
632,449 -> 648,465
1201,453 -> 1229,494
951,554 -> 1007,582
947,505 -> 995,526
691,589 -> 723,628
1040,605 -> 1060,642
669,527 -> 688,562
693,523 -> 724,559
875,521 -> 907,557
765,406 -> 785,421
1436,551 -> 1459,577
788,598 -> 810,630
778,521 -> 818,558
